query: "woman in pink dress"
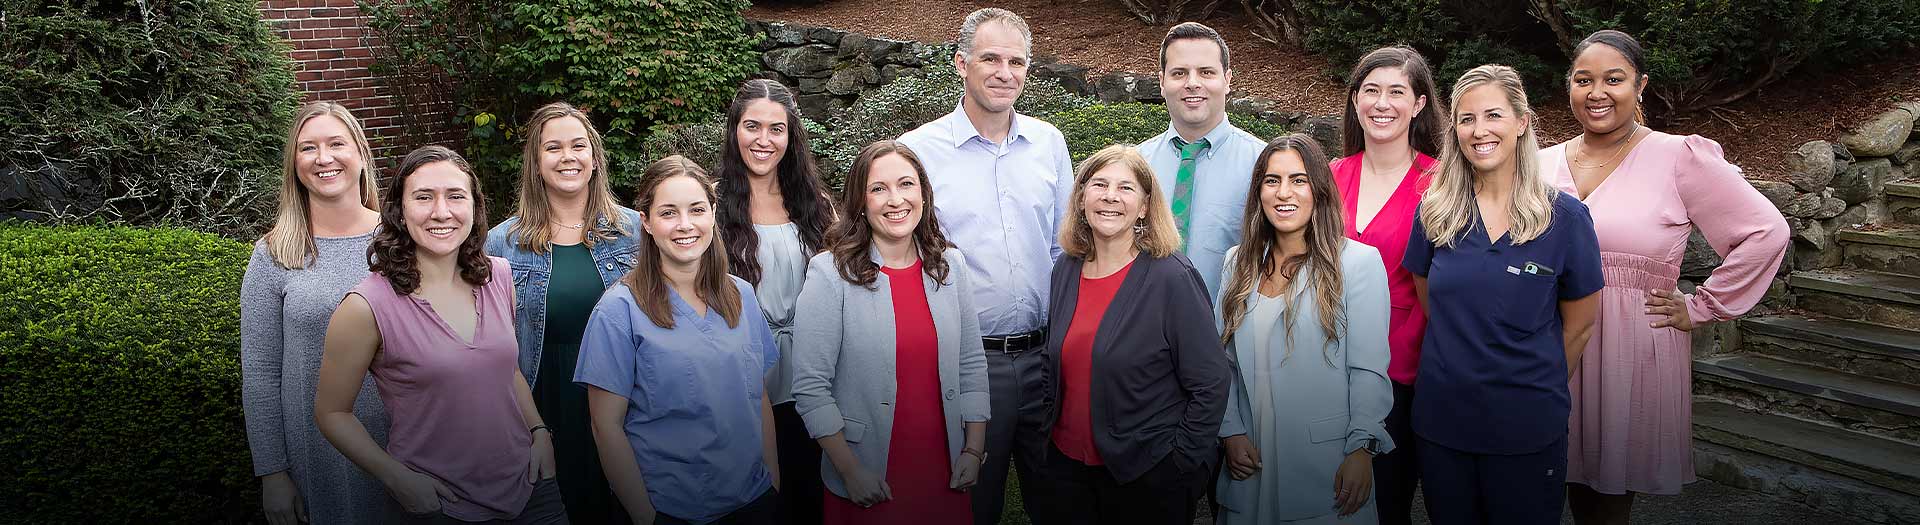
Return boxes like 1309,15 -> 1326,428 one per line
1328,46 -> 1446,525
1542,30 -> 1789,524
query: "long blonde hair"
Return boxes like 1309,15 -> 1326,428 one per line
1418,64 -> 1555,248
1058,145 -> 1181,262
261,102 -> 380,269
508,102 -> 628,254
1217,134 -> 1346,366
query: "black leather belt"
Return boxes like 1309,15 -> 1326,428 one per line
983,329 -> 1047,353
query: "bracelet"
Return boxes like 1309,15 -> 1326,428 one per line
529,424 -> 553,437
960,448 -> 987,463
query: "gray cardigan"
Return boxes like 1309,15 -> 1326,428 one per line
789,246 -> 991,498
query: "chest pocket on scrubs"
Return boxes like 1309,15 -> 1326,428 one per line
637,345 -> 702,418
1494,266 -> 1558,335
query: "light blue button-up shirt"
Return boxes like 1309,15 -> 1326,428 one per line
1138,119 -> 1267,298
897,106 -> 1074,337
573,279 -> 779,523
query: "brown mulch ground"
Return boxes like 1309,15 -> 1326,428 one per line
747,0 -> 1920,179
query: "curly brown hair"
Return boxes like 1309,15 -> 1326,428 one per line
825,140 -> 953,289
367,145 -> 493,295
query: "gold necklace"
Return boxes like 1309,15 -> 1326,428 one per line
1571,123 -> 1641,170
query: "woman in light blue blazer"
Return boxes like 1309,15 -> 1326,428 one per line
790,141 -> 989,524
1213,134 -> 1393,524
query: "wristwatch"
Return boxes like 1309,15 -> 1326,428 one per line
1359,438 -> 1380,456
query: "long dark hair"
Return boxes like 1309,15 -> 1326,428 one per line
825,141 -> 953,290
622,155 -> 743,329
1341,46 -> 1445,158
367,145 -> 492,295
717,79 -> 834,285
1218,134 -> 1346,365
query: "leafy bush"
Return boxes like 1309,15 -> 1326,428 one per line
0,224 -> 255,523
0,0 -> 299,236
635,111 -> 833,185
361,0 -> 763,212
1047,103 -> 1292,162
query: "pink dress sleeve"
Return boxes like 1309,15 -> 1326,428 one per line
1673,135 -> 1790,323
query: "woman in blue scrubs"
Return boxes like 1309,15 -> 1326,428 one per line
1402,64 -> 1603,524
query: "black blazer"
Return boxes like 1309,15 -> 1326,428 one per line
1041,251 -> 1231,483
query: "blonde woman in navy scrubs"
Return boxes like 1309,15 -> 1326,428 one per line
1402,64 -> 1602,524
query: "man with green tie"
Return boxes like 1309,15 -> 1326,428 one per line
1137,22 -> 1265,300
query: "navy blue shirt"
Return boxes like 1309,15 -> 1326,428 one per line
1403,191 -> 1603,455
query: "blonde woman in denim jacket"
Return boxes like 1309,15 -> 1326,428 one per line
484,102 -> 643,524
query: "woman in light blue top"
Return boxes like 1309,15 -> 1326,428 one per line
715,79 -> 837,525
1213,134 -> 1393,524
484,102 -> 643,524
575,155 -> 782,525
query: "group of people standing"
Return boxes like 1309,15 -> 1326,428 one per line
239,7 -> 1790,525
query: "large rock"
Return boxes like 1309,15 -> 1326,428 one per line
1789,217 -> 1828,252
1785,140 -> 1836,191
766,23 -> 810,46
1031,59 -> 1091,96
1837,107 -> 1916,157
1783,192 -> 1824,218
1893,142 -> 1920,166
1681,228 -> 1723,278
807,26 -> 846,46
824,62 -> 879,96
865,38 -> 907,63
1831,158 -> 1892,205
764,44 -> 837,79
1828,200 -> 1886,230
1301,116 -> 1343,157
1813,194 -> 1847,219
836,34 -> 870,60
1094,73 -> 1149,103
1749,180 -> 1799,209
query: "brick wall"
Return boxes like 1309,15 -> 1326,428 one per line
257,0 -> 459,164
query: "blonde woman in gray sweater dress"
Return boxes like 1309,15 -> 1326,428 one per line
240,102 -> 391,525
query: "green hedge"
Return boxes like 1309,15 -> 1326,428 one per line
1047,103 -> 1291,162
0,0 -> 299,236
0,224 -> 255,522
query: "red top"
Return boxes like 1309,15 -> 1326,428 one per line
823,261 -> 970,524
1051,259 -> 1134,465
1332,152 -> 1435,385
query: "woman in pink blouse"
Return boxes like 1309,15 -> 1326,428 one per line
1328,46 -> 1446,525
1543,30 -> 1789,524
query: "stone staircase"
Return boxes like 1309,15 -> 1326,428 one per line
1695,179 -> 1920,523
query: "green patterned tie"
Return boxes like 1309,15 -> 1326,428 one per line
1170,137 -> 1210,252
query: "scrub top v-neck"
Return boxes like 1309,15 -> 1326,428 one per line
1401,190 -> 1603,455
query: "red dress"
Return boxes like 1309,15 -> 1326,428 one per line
1051,259 -> 1134,465
1332,153 -> 1435,385
823,261 -> 972,525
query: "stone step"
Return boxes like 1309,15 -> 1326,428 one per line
1739,315 -> 1920,385
1892,180 -> 1920,225
1694,401 -> 1920,523
1694,354 -> 1920,444
1791,269 -> 1920,331
1840,227 -> 1920,276
1695,400 -> 1920,498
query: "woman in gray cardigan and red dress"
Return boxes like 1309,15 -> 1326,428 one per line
790,140 -> 991,525
1028,145 -> 1232,525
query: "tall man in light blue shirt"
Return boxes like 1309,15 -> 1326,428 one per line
895,8 -> 1073,525
1138,22 -> 1266,299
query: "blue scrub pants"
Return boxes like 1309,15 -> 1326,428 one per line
1417,434 -> 1567,524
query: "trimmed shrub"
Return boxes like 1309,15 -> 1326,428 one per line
0,1 -> 300,236
0,224 -> 255,523
361,0 -> 763,213
1047,103 -> 1292,162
